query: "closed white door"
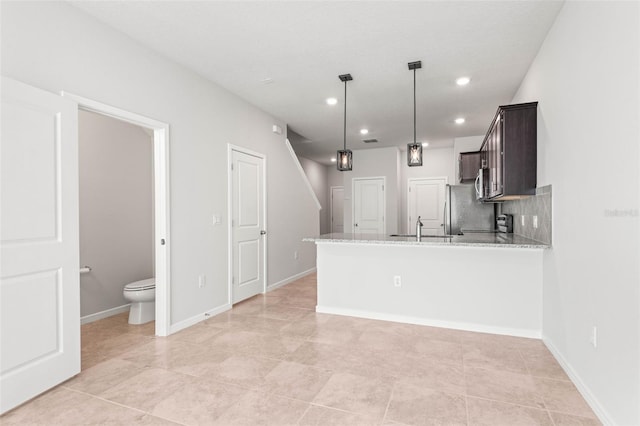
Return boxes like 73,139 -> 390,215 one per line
330,186 -> 344,233
0,78 -> 80,413
408,178 -> 447,235
353,178 -> 385,234
231,149 -> 265,304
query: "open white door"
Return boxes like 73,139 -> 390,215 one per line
408,177 -> 447,235
0,77 -> 80,413
230,148 -> 266,304
353,177 -> 385,234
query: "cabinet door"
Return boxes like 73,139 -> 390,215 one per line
487,118 -> 497,198
487,113 -> 504,198
480,102 -> 537,200
494,112 -> 504,196
459,151 -> 481,183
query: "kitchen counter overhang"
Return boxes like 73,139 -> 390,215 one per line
305,232 -> 546,338
303,232 -> 549,249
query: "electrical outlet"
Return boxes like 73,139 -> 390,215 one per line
294,250 -> 299,260
212,214 -> 221,225
198,274 -> 206,288
590,326 -> 597,348
533,215 -> 538,229
521,215 -> 526,227
393,275 -> 402,287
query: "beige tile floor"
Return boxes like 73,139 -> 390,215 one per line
2,273 -> 601,425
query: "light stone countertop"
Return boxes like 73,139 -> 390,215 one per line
303,232 -> 550,249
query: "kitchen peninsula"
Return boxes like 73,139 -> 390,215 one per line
304,232 -> 549,338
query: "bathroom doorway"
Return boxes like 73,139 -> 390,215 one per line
64,92 -> 170,338
78,110 -> 154,324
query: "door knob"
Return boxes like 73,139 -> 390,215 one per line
260,230 -> 266,235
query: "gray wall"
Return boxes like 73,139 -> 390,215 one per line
1,1 -> 318,327
79,110 -> 153,318
513,2 -> 639,424
298,156 -> 329,234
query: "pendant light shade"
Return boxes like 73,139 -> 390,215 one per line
337,150 -> 352,171
408,143 -> 423,166
407,61 -> 423,167
337,73 -> 353,171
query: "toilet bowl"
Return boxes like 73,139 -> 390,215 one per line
123,278 -> 155,325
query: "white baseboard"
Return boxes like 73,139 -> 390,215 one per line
315,305 -> 541,339
81,304 -> 131,325
543,337 -> 612,425
168,303 -> 232,335
267,267 -> 316,292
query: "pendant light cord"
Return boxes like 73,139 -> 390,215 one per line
343,80 -> 347,151
413,68 -> 416,145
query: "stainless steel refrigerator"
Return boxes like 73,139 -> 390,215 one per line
446,184 -> 495,235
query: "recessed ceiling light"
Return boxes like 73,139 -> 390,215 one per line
330,157 -> 336,162
455,117 -> 466,125
326,97 -> 338,106
456,77 -> 471,86
422,142 -> 429,147
360,128 -> 369,135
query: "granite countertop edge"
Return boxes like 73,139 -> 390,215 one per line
303,233 -> 550,249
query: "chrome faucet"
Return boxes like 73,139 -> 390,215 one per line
416,216 -> 424,240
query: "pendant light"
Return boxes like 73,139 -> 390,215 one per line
407,61 -> 423,167
337,73 -> 353,171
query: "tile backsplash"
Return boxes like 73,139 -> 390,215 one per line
500,185 -> 552,245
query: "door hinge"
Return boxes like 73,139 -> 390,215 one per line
382,185 -> 385,191
231,276 -> 235,284
231,163 -> 234,170
409,187 -> 411,192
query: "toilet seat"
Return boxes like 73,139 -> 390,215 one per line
124,278 -> 155,292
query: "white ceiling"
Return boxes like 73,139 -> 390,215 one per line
69,0 -> 564,165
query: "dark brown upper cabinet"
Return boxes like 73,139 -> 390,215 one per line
458,151 -> 482,183
480,102 -> 538,201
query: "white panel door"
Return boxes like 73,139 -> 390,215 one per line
231,149 -> 265,304
0,77 -> 80,413
330,186 -> 344,233
408,178 -> 447,235
353,178 -> 385,234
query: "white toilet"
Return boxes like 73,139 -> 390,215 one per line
123,278 -> 155,325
